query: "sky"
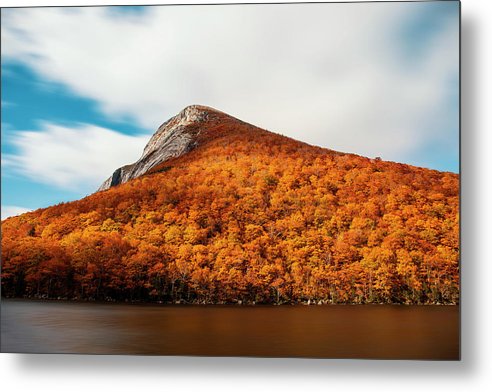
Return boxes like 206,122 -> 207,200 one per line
1,1 -> 459,219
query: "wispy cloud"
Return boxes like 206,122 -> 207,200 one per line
3,122 -> 148,191
0,2 -> 458,168
1,100 -> 16,108
1,205 -> 32,220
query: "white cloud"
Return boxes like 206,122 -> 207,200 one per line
3,122 -> 148,190
1,100 -> 15,108
1,205 -> 32,220
0,2 -> 458,165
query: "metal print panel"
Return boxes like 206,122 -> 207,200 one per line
0,1 -> 460,359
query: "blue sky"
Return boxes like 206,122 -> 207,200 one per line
1,2 -> 459,219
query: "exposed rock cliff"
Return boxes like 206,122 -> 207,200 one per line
98,105 -> 229,191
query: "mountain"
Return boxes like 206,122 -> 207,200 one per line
99,105 -> 237,191
1,106 -> 459,305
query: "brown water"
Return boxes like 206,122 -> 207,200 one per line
0,299 -> 459,359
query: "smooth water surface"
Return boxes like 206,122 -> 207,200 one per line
1,299 -> 459,359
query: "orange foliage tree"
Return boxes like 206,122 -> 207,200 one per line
1,122 -> 459,304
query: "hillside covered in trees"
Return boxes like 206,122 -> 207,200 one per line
1,106 -> 459,304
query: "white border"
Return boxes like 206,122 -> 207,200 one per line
2,0 -> 492,391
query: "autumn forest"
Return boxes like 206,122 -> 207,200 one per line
1,111 -> 459,305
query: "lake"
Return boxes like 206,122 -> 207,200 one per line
0,299 -> 459,359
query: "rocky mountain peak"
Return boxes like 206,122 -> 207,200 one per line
98,105 -> 231,191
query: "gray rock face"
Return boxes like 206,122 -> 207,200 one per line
98,105 -> 218,191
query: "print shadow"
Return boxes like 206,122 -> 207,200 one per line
13,6 -> 477,380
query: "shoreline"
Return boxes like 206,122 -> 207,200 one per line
0,296 -> 459,306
